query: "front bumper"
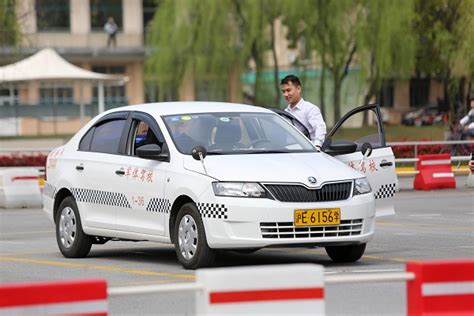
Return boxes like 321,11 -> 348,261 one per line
200,192 -> 375,249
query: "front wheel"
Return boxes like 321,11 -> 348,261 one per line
55,196 -> 93,258
325,243 -> 366,263
174,203 -> 215,269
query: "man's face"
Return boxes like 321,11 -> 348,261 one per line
281,82 -> 302,107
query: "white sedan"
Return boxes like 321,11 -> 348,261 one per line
43,102 -> 398,269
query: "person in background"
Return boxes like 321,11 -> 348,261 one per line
460,97 -> 474,141
281,74 -> 326,150
104,16 -> 118,48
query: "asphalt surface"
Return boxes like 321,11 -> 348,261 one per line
1,180 -> 473,315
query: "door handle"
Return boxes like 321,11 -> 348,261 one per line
379,161 -> 393,167
75,165 -> 84,171
115,169 -> 125,176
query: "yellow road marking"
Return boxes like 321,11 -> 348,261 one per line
378,222 -> 474,232
0,257 -> 195,280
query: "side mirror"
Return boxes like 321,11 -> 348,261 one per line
137,144 -> 169,161
361,142 -> 373,158
323,140 -> 357,156
191,145 -> 207,161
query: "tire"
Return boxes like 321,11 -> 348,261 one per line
325,243 -> 366,263
173,202 -> 215,269
55,196 -> 93,258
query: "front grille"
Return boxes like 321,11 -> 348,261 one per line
260,219 -> 363,239
264,182 -> 352,202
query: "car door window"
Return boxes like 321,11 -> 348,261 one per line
330,109 -> 382,150
79,127 -> 94,151
89,119 -> 126,154
130,120 -> 159,156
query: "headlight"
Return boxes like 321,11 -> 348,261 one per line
212,182 -> 267,198
353,178 -> 371,195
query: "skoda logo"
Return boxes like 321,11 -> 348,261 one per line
308,176 -> 317,184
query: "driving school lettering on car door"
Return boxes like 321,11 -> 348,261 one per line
124,167 -> 154,182
347,159 -> 378,174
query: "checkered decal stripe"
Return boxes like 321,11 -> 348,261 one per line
374,183 -> 397,199
146,198 -> 171,213
43,182 -> 56,199
197,203 -> 228,219
71,188 -> 131,208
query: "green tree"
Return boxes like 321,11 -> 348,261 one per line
145,0 -> 239,100
357,0 -> 416,124
0,0 -> 20,47
285,0 -> 363,123
146,0 -> 285,105
414,0 -> 474,117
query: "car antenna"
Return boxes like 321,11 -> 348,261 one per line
191,145 -> 208,175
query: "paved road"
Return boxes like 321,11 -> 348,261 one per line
1,187 -> 473,315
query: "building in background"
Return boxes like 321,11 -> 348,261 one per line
0,0 -> 466,136
0,0 -> 154,136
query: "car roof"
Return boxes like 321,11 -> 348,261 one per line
107,101 -> 273,116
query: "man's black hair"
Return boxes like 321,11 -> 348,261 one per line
280,75 -> 301,87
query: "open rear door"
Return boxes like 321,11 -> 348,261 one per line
323,104 -> 399,216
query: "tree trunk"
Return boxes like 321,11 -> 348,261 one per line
252,41 -> 265,106
319,50 -> 326,118
270,20 -> 280,107
362,81 -> 377,126
228,63 -> 242,103
333,76 -> 342,124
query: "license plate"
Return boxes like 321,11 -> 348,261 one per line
294,208 -> 340,227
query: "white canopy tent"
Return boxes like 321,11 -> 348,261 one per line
0,48 -> 128,117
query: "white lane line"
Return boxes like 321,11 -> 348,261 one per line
456,246 -> 474,249
409,214 -> 441,217
393,232 -> 415,236
466,213 -> 474,215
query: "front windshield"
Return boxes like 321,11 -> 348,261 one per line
163,112 -> 315,155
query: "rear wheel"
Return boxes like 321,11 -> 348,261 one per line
325,243 -> 366,263
55,197 -> 93,258
174,203 -> 215,269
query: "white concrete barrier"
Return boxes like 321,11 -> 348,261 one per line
196,264 -> 325,315
467,153 -> 474,188
0,168 -> 42,208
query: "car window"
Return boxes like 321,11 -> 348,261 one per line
131,120 -> 159,156
89,119 -> 126,154
163,112 -> 315,155
79,127 -> 94,151
331,110 -> 382,149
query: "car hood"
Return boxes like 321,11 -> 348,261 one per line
183,152 -> 362,184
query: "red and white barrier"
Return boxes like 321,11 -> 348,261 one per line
406,260 -> 474,315
414,154 -> 456,190
0,167 -> 42,208
196,264 -> 325,315
467,153 -> 474,188
0,279 -> 107,315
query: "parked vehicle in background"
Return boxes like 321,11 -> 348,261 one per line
402,104 -> 448,126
